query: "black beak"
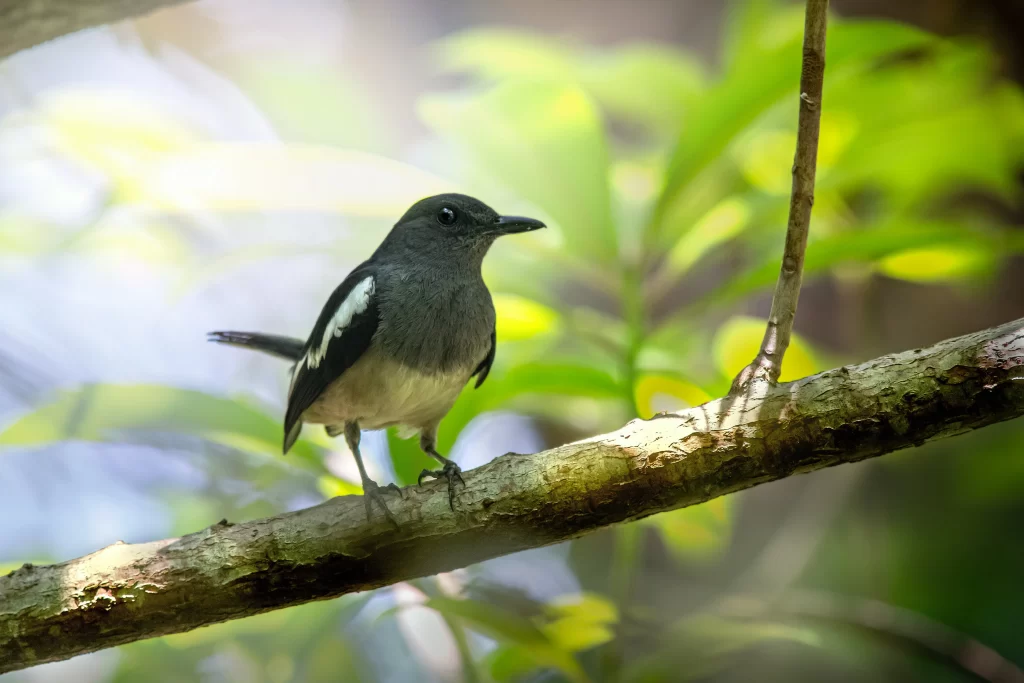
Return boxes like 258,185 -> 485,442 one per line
493,215 -> 546,235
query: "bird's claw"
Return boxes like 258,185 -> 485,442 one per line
362,479 -> 402,528
418,461 -> 465,511
383,482 -> 405,499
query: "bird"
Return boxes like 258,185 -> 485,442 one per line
208,193 -> 545,526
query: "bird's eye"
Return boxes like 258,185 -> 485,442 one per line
436,207 -> 457,226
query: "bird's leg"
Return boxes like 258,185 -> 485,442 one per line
343,422 -> 402,527
416,429 -> 465,511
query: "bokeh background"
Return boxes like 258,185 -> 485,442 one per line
1,0 -> 1023,681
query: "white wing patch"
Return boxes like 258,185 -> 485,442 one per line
306,276 -> 375,369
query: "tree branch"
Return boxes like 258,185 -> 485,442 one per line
731,0 -> 828,391
0,0 -> 193,60
1,318 -> 1022,673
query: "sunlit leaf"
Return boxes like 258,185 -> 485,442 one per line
494,294 -> 560,341
0,384 -> 327,474
713,317 -> 819,382
542,619 -> 614,653
736,129 -> 796,194
634,374 -> 711,419
419,81 -> 617,264
877,244 -> 998,283
541,593 -> 618,652
546,593 -> 618,625
643,497 -> 734,562
316,474 -> 363,499
816,110 -> 861,174
422,597 -> 586,682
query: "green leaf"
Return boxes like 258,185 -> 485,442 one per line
422,597 -> 587,683
485,362 -> 622,404
642,497 -> 734,562
437,29 -> 704,134
822,44 -> 1024,205
581,45 -> 705,131
494,294 -> 561,341
434,29 -> 577,82
545,593 -> 619,625
543,619 -> 614,653
387,429 -> 437,487
316,474 -> 363,499
877,244 -> 997,283
0,384 -> 327,475
634,373 -> 711,418
486,645 -> 543,683
721,0 -> 802,71
664,196 -> 752,278
676,221 -> 1015,324
654,19 -> 934,243
541,593 -> 619,652
419,81 -> 617,264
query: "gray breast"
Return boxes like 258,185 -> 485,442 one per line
372,264 -> 495,375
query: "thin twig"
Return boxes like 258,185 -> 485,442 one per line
731,0 -> 828,392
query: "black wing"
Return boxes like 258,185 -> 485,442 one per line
283,265 -> 380,453
472,327 -> 496,389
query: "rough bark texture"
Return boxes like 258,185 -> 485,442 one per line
1,318 -> 1022,673
732,0 -> 828,390
0,0 -> 191,59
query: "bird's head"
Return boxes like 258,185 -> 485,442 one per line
385,193 -> 545,259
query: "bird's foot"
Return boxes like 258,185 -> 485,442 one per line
362,479 -> 403,528
418,461 -> 465,511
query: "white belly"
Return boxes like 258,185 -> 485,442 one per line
300,348 -> 472,432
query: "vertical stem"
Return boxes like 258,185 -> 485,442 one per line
621,261 -> 646,417
732,0 -> 829,391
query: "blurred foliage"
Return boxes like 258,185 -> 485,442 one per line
1,0 -> 1023,680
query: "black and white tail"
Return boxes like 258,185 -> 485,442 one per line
207,331 -> 305,362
